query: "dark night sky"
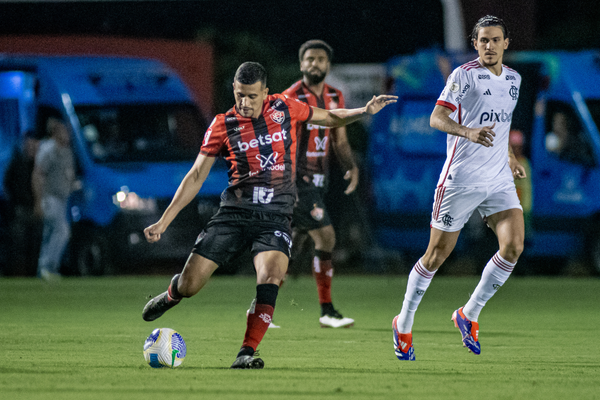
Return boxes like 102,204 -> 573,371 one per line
0,0 -> 598,63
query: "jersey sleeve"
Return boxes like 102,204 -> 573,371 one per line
199,115 -> 227,157
436,68 -> 471,112
284,95 -> 313,123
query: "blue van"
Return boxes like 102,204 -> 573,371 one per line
369,49 -> 600,273
0,55 -> 227,275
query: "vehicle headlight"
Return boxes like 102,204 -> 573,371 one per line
112,186 -> 157,213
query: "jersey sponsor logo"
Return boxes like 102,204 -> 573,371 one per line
506,75 -> 516,81
253,187 -> 274,204
236,130 -> 288,151
298,94 -> 309,99
270,110 -> 285,124
226,116 -> 237,122
314,136 -> 328,151
478,74 -> 490,79
509,85 -> 519,100
233,125 -> 245,132
255,152 -> 285,171
479,109 -> 513,125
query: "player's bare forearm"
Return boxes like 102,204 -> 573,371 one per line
145,155 -> 215,243
310,94 -> 397,127
430,105 -> 469,137
431,105 -> 495,147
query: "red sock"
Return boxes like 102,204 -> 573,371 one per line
242,304 -> 274,351
313,252 -> 333,304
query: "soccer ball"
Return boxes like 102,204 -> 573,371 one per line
143,328 -> 186,368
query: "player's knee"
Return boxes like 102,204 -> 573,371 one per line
500,240 -> 524,263
422,247 -> 451,270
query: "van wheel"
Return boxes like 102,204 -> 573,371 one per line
73,231 -> 112,276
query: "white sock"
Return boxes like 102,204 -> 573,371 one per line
463,252 -> 515,322
396,259 -> 436,333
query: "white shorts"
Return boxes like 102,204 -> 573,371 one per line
430,180 -> 522,232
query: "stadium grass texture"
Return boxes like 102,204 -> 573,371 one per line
1,275 -> 599,400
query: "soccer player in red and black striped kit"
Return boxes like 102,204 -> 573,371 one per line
141,62 -> 396,369
282,40 -> 357,328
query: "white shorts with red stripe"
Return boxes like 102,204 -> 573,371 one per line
430,180 -> 522,232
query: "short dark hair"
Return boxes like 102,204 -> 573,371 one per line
298,39 -> 333,62
234,62 -> 267,87
471,15 -> 509,41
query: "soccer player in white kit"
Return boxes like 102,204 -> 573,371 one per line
392,15 -> 527,360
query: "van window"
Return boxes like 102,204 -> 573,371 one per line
75,103 -> 208,163
544,101 -> 595,167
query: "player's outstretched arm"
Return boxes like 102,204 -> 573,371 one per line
309,94 -> 397,128
430,105 -> 495,147
144,154 -> 215,243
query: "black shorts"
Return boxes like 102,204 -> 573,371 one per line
192,207 -> 293,267
292,189 -> 332,233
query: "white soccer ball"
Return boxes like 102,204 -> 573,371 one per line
143,328 -> 187,368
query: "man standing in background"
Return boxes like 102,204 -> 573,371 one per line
283,40 -> 357,328
33,115 -> 76,280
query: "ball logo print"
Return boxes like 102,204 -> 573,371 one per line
143,328 -> 186,368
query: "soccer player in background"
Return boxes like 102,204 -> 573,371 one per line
141,62 -> 396,369
392,15 -> 527,360
281,40 -> 357,328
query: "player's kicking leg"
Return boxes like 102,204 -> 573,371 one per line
142,253 -> 218,321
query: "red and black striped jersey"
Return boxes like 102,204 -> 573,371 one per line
200,93 -> 313,215
282,81 -> 345,191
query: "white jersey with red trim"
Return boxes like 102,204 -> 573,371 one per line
435,58 -> 521,187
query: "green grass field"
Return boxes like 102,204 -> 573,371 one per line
1,274 -> 599,400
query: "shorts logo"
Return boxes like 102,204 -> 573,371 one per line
310,204 -> 324,221
253,187 -> 274,204
509,85 -> 519,100
441,213 -> 453,227
270,110 -> 285,124
274,230 -> 292,248
314,136 -> 328,151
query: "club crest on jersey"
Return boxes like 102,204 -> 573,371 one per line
270,110 -> 285,124
509,85 -> 519,100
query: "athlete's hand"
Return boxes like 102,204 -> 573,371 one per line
509,156 -> 527,180
466,123 -> 495,147
344,166 -> 359,195
365,95 -> 398,115
144,222 -> 166,243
